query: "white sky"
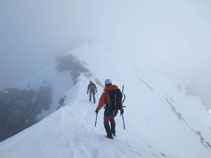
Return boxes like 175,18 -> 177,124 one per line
0,0 -> 211,91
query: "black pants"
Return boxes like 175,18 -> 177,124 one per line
89,92 -> 96,103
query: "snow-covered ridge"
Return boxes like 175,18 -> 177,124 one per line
0,42 -> 211,158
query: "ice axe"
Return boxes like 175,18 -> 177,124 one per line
94,112 -> 98,127
121,85 -> 126,130
121,114 -> 126,130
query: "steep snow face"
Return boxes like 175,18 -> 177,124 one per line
70,42 -> 211,157
0,42 -> 211,158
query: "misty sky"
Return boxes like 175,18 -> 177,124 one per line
0,0 -> 211,94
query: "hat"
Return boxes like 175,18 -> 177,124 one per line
105,79 -> 112,86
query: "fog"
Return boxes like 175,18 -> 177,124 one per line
0,0 -> 211,107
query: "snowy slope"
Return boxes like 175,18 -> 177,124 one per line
0,42 -> 211,158
0,77 -> 167,158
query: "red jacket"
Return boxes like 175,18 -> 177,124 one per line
96,84 -> 123,111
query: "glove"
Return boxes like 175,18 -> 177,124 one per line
120,109 -> 124,115
95,109 -> 99,114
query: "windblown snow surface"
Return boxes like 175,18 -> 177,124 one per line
0,42 -> 211,158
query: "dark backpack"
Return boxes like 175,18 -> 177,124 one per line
89,83 -> 96,93
90,85 -> 96,93
107,88 -> 122,110
104,88 -> 123,117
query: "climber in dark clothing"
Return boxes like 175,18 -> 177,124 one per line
87,81 -> 97,103
56,96 -> 66,110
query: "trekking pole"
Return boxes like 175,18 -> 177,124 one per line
95,113 -> 98,127
121,114 -> 126,130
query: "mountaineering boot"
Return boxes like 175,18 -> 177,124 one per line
104,125 -> 113,139
111,123 -> 116,136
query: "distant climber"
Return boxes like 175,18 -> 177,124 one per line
87,80 -> 97,103
56,96 -> 66,110
95,79 -> 124,139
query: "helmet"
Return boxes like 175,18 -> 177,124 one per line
105,79 -> 112,86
